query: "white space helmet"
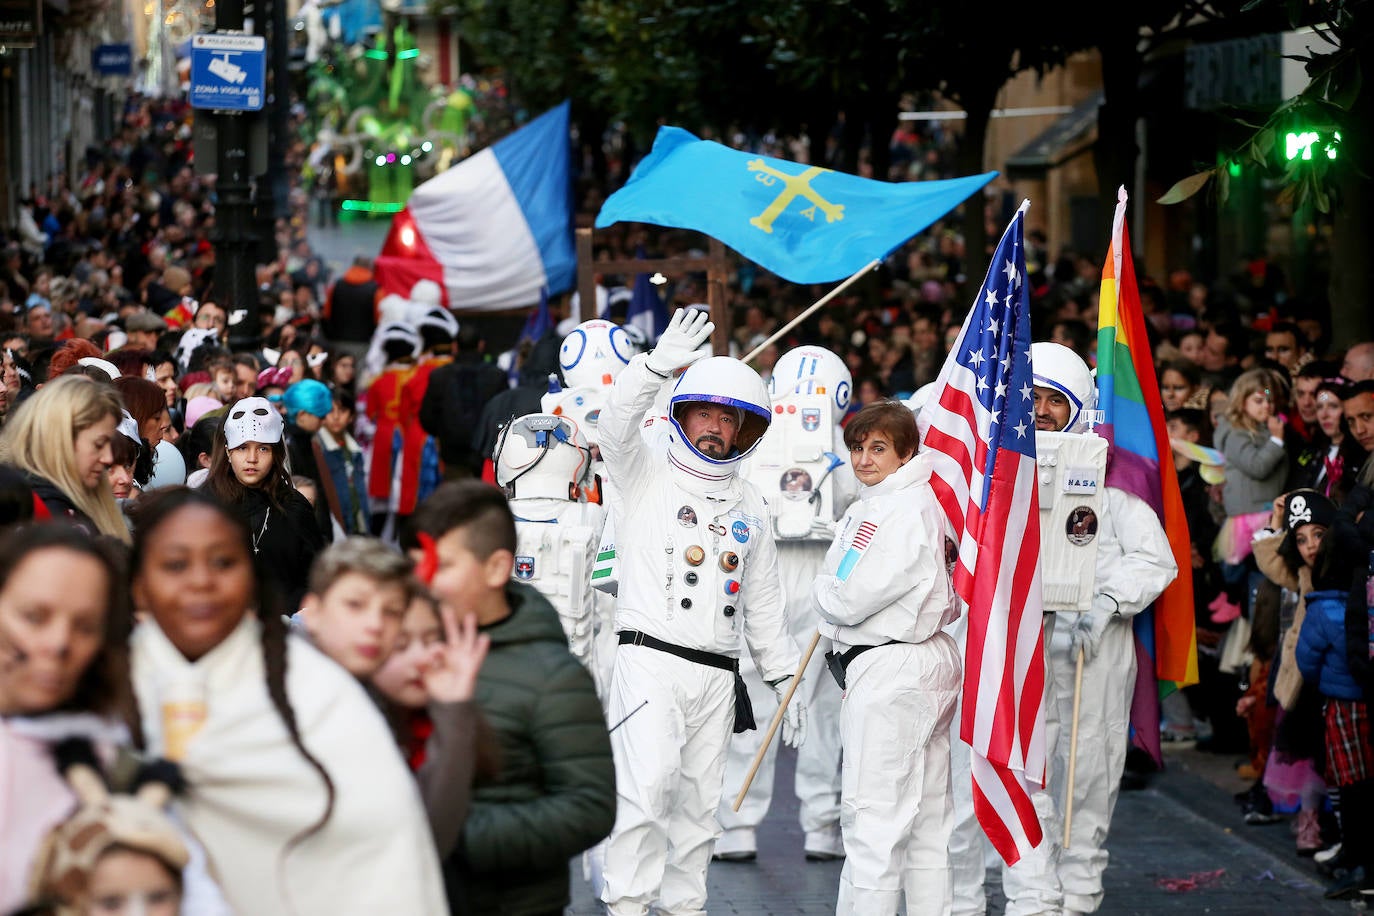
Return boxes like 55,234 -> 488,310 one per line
559,319 -> 636,388
667,357 -> 772,476
224,396 -> 284,449
905,381 -> 940,421
493,413 -> 591,501
621,324 -> 649,353
542,386 -> 609,446
769,345 -> 852,414
1031,341 -> 1096,433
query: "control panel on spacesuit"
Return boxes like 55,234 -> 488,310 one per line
744,391 -> 844,539
746,345 -> 855,540
1035,429 -> 1108,613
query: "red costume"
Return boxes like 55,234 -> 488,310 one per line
395,354 -> 453,515
366,362 -> 417,506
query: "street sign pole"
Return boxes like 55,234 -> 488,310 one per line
192,7 -> 266,349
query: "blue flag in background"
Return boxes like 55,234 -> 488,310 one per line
625,247 -> 670,343
519,287 -> 553,345
595,127 -> 997,284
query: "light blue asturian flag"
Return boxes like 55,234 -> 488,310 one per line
595,127 -> 997,284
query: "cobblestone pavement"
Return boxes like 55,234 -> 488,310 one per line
568,745 -> 1365,915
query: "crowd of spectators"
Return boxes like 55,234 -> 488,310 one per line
0,87 -> 1370,908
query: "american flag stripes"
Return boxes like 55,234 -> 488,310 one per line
836,521 -> 880,581
852,521 -> 877,549
917,202 -> 1046,865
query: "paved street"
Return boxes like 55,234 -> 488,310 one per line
569,744 -> 1364,915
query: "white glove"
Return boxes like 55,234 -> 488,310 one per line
646,307 -> 713,376
771,676 -> 807,748
1070,595 -> 1118,663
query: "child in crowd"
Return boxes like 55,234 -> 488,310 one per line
1295,517 -> 1374,900
28,742 -> 190,916
299,537 -> 413,679
1165,407 -> 1248,751
401,480 -> 615,916
1253,490 -> 1333,853
204,396 -> 322,604
317,387 -> 370,536
1213,368 -> 1289,623
370,587 -> 493,860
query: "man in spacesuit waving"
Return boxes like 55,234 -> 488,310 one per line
598,307 -> 805,916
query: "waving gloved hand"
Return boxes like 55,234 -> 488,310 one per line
770,676 -> 808,748
646,307 -> 714,377
1070,594 -> 1119,663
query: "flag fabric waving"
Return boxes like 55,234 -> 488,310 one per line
375,101 -> 576,312
1096,186 -> 1199,766
918,202 -> 1046,865
595,126 -> 996,284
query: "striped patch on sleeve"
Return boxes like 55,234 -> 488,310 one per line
836,521 -> 878,581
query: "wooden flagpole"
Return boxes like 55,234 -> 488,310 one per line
732,631 -> 821,812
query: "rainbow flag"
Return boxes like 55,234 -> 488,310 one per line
1096,186 -> 1199,765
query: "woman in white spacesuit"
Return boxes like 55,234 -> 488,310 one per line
813,399 -> 962,915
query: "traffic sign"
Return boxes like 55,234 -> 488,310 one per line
92,44 -> 133,76
189,33 -> 266,112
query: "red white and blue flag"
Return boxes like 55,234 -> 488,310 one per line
918,202 -> 1046,865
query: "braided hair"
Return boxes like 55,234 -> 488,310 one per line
127,487 -> 336,843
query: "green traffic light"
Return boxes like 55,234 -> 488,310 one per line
1285,130 -> 1340,161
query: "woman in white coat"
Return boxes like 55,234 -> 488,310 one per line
813,400 -> 961,915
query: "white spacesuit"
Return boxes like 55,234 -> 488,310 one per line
543,318 -> 639,692
813,409 -> 961,915
716,345 -> 858,862
493,412 -> 605,687
947,343 -> 1176,915
598,308 -> 804,916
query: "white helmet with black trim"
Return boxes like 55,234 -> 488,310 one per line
559,319 -> 636,389
494,413 -> 592,501
769,345 -> 852,414
1031,341 -> 1096,433
667,356 -> 772,478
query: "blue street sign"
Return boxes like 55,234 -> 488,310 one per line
92,44 -> 132,76
189,33 -> 266,112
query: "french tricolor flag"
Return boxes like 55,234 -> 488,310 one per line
375,101 -> 577,312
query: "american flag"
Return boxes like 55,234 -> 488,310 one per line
917,202 -> 1046,865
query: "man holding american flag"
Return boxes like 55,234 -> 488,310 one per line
923,202 -> 1177,914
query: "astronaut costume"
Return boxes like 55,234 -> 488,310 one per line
947,343 -> 1177,916
493,412 -> 605,687
598,309 -> 803,916
717,345 -> 858,862
813,439 -> 961,915
543,318 -> 639,694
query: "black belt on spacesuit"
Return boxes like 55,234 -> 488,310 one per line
617,630 -> 756,734
824,640 -> 900,690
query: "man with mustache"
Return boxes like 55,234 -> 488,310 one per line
597,307 -> 805,916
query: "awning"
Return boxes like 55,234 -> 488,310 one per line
1004,91 -> 1103,178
